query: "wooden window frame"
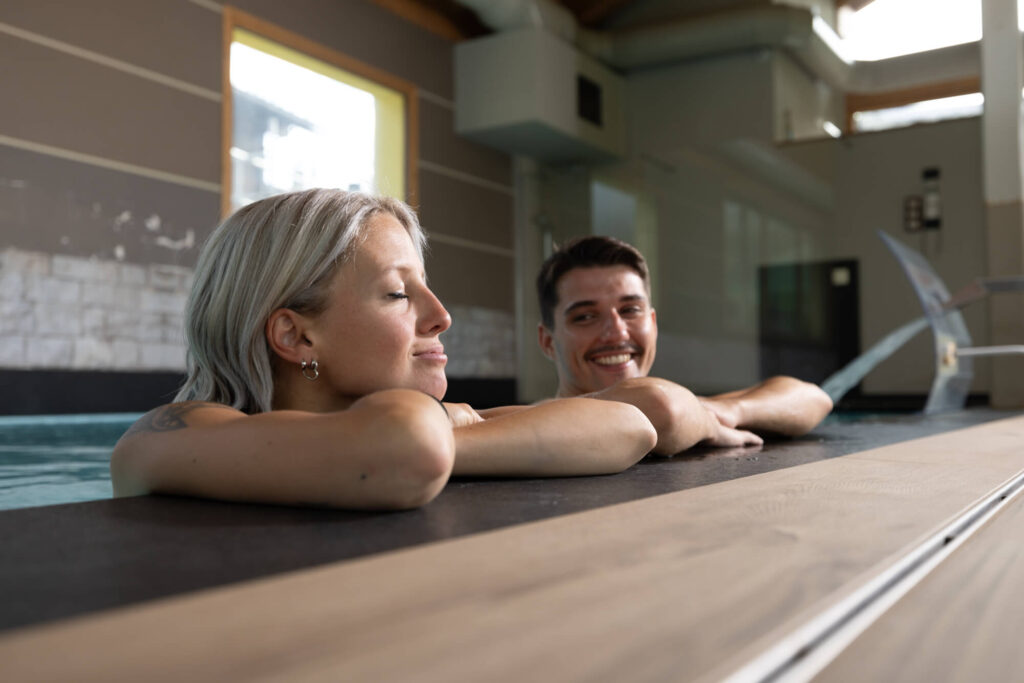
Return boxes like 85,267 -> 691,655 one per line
221,7 -> 419,217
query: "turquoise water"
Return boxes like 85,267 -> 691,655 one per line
0,414 -> 139,511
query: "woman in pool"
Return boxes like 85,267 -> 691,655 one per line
111,189 -> 656,509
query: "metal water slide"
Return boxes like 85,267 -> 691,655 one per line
821,231 -> 1024,413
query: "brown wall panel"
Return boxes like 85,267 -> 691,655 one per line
0,146 -> 218,265
419,100 -> 512,187
0,0 -> 221,91
0,36 -> 219,183
231,0 -> 454,98
426,241 -> 514,312
417,171 -> 514,249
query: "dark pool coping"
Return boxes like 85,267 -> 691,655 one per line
0,408 -> 1015,633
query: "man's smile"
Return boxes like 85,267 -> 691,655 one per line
593,353 -> 632,366
586,344 -> 642,368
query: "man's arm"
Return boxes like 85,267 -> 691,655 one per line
700,375 -> 833,437
588,377 -> 762,455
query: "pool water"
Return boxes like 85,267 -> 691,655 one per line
0,414 -> 139,511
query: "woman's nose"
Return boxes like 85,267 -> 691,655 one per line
420,289 -> 451,335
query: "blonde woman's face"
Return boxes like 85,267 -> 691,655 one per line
306,213 -> 451,404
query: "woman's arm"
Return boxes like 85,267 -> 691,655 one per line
110,389 -> 455,510
450,398 -> 656,477
700,376 -> 834,437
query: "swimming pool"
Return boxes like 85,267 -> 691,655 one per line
0,414 -> 138,511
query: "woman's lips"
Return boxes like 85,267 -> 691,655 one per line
414,347 -> 447,362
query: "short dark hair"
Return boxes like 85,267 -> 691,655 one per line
536,235 -> 650,329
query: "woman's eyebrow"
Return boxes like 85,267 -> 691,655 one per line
379,264 -> 428,283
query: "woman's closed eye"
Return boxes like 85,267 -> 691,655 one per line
387,292 -> 409,301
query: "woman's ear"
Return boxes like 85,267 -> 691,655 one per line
266,308 -> 313,364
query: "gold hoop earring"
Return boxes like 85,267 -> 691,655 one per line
300,359 -> 319,381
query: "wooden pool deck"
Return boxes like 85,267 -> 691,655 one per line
1,409 -> 1022,681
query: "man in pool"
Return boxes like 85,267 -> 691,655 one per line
536,235 -> 833,455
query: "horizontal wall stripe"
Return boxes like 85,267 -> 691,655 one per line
418,159 -> 514,196
0,20 -> 221,102
0,135 -> 221,193
418,89 -> 454,110
426,230 -> 516,258
188,0 -> 224,13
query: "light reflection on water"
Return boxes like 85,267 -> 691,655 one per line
0,414 -> 139,511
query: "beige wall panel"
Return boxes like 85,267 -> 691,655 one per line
0,146 -> 218,264
425,241 -> 514,312
985,201 -> 1024,407
0,37 -> 219,183
419,100 -> 512,187
417,171 -> 514,249
231,0 -> 454,98
0,0 -> 220,91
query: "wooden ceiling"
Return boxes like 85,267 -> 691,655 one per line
556,0 -> 643,26
375,0 -> 871,40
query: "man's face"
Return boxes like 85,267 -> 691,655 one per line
539,265 -> 657,397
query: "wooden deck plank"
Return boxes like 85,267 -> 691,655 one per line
815,456 -> 1024,682
3,416 -> 1024,682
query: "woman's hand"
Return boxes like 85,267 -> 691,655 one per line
442,402 -> 485,428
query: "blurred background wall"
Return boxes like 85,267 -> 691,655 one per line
0,0 -> 1017,413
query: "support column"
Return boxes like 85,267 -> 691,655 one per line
982,0 -> 1024,407
513,155 -> 557,403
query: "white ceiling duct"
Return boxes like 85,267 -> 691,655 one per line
454,0 -> 578,43
454,0 -> 985,95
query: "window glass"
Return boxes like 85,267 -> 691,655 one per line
228,28 -> 406,211
838,0 -> 981,61
851,93 -> 984,133
839,0 -> 1024,62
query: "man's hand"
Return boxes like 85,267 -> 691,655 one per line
703,377 -> 833,437
703,421 -> 763,448
700,397 -> 741,429
442,402 -> 485,428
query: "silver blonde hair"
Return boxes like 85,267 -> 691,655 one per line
175,188 -> 426,414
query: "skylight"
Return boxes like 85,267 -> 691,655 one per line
838,0 -> 1024,62
838,0 -> 982,62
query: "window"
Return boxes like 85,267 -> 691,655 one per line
222,9 -> 416,215
838,0 -> 983,62
839,0 -> 1024,133
851,92 -> 984,133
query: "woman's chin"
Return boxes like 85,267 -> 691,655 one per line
415,374 -> 448,401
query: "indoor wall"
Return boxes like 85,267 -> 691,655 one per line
0,0 -> 517,412
522,42 -> 989,402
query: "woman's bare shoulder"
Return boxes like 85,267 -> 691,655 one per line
120,401 -> 243,439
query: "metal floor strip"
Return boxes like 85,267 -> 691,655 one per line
723,468 -> 1024,683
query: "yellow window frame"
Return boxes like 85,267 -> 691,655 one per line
221,8 -> 418,217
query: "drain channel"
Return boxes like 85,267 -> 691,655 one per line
723,469 -> 1024,683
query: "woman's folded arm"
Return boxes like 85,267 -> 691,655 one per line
110,389 -> 455,510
